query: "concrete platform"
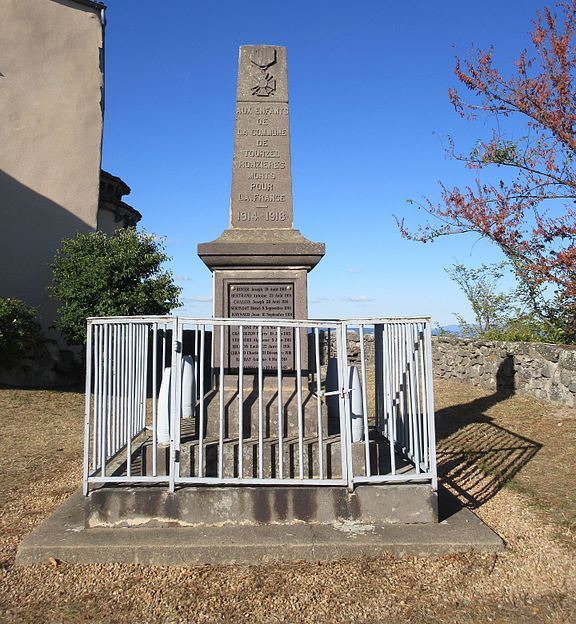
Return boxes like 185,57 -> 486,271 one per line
16,488 -> 504,566
86,484 -> 438,528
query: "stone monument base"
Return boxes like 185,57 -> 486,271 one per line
85,484 -> 439,528
199,228 -> 325,371
198,228 -> 325,272
15,487 -> 504,566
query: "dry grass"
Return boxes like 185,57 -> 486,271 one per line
435,379 -> 576,546
0,380 -> 575,623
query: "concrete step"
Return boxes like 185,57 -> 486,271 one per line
85,484 -> 439,528
141,432 -> 413,480
185,387 -> 341,440
142,436 -> 344,480
19,488 -> 505,567
182,436 -> 345,480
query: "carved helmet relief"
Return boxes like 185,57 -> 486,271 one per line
250,47 -> 277,97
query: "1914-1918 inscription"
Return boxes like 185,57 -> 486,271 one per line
228,283 -> 294,369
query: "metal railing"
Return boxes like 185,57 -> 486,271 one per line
83,316 -> 437,494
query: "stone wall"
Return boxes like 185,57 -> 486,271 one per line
322,331 -> 576,408
0,340 -> 83,389
432,336 -> 576,407
315,331 -> 376,367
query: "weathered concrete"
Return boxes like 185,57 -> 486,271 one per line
85,484 -> 438,528
16,489 -> 503,566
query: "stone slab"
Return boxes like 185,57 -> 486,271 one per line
16,489 -> 504,566
85,484 -> 438,528
211,268 -> 310,370
197,229 -> 325,270
213,269 -> 308,319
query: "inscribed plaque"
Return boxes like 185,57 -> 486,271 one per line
228,283 -> 294,369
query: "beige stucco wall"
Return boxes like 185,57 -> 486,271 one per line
97,207 -> 121,236
0,0 -> 104,335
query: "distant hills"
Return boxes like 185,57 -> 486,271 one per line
316,324 -> 463,336
432,324 -> 462,336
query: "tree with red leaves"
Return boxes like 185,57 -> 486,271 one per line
398,1 -> 576,341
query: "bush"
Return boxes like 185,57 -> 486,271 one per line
0,298 -> 43,371
446,261 -> 576,345
50,229 -> 182,344
483,316 -> 559,343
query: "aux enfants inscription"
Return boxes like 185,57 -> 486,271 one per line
198,46 -> 324,371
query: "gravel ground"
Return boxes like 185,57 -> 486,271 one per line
0,380 -> 575,623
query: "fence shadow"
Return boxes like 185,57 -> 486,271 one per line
435,356 -> 541,509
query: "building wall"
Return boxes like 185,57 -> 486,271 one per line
97,209 -> 121,236
0,0 -> 104,334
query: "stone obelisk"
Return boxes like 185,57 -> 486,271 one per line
198,45 -> 324,371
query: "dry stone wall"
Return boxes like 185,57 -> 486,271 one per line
432,335 -> 576,407
0,340 -> 81,388
315,331 -> 376,367
323,331 -> 576,408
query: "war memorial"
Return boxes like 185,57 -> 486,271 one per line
16,46 -> 502,565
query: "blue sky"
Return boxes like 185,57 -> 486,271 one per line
101,0 -> 548,324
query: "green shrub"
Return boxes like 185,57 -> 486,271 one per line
446,261 -> 576,345
0,298 -> 43,371
50,228 -> 182,344
483,317 -> 551,343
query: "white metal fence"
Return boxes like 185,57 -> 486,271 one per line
83,316 -> 437,494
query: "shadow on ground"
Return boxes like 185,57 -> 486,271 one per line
435,356 -> 541,510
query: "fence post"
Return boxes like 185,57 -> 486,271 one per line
337,321 -> 354,490
424,320 -> 438,490
82,322 -> 93,496
169,317 -> 181,493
